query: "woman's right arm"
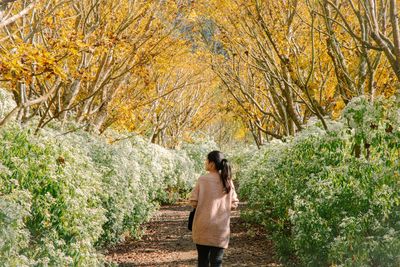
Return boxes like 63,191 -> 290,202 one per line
231,182 -> 239,210
189,179 -> 200,208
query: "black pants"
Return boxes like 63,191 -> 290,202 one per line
196,244 -> 224,267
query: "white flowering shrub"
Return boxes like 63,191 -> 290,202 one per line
0,188 -> 32,266
225,143 -> 258,179
0,88 -> 16,120
0,124 -> 106,265
181,137 -> 219,174
127,135 -> 197,204
0,120 -> 205,265
237,97 -> 400,266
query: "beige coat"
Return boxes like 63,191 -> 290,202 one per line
189,172 -> 239,249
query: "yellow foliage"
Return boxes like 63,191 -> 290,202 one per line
0,0 -> 399,145
332,98 -> 346,119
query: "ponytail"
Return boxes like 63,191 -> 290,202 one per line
220,159 -> 232,194
207,150 -> 232,194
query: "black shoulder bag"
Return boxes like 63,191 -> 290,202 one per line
188,208 -> 196,231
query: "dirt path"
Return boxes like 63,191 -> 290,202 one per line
105,203 -> 281,266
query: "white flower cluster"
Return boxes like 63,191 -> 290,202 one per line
0,120 -> 210,265
0,88 -> 16,120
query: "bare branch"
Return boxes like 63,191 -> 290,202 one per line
0,0 -> 37,29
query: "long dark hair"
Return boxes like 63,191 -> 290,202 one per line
207,150 -> 232,194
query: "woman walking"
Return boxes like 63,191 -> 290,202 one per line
189,150 -> 239,267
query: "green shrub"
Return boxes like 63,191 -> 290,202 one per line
0,188 -> 32,266
0,125 -> 106,265
237,97 -> 400,266
0,120 -> 207,265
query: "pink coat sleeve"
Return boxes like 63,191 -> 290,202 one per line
231,182 -> 239,209
189,180 -> 199,208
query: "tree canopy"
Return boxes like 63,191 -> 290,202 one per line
1,0 -> 399,147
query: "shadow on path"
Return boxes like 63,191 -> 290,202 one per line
105,203 -> 281,266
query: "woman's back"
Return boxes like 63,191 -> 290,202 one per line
190,172 -> 239,249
